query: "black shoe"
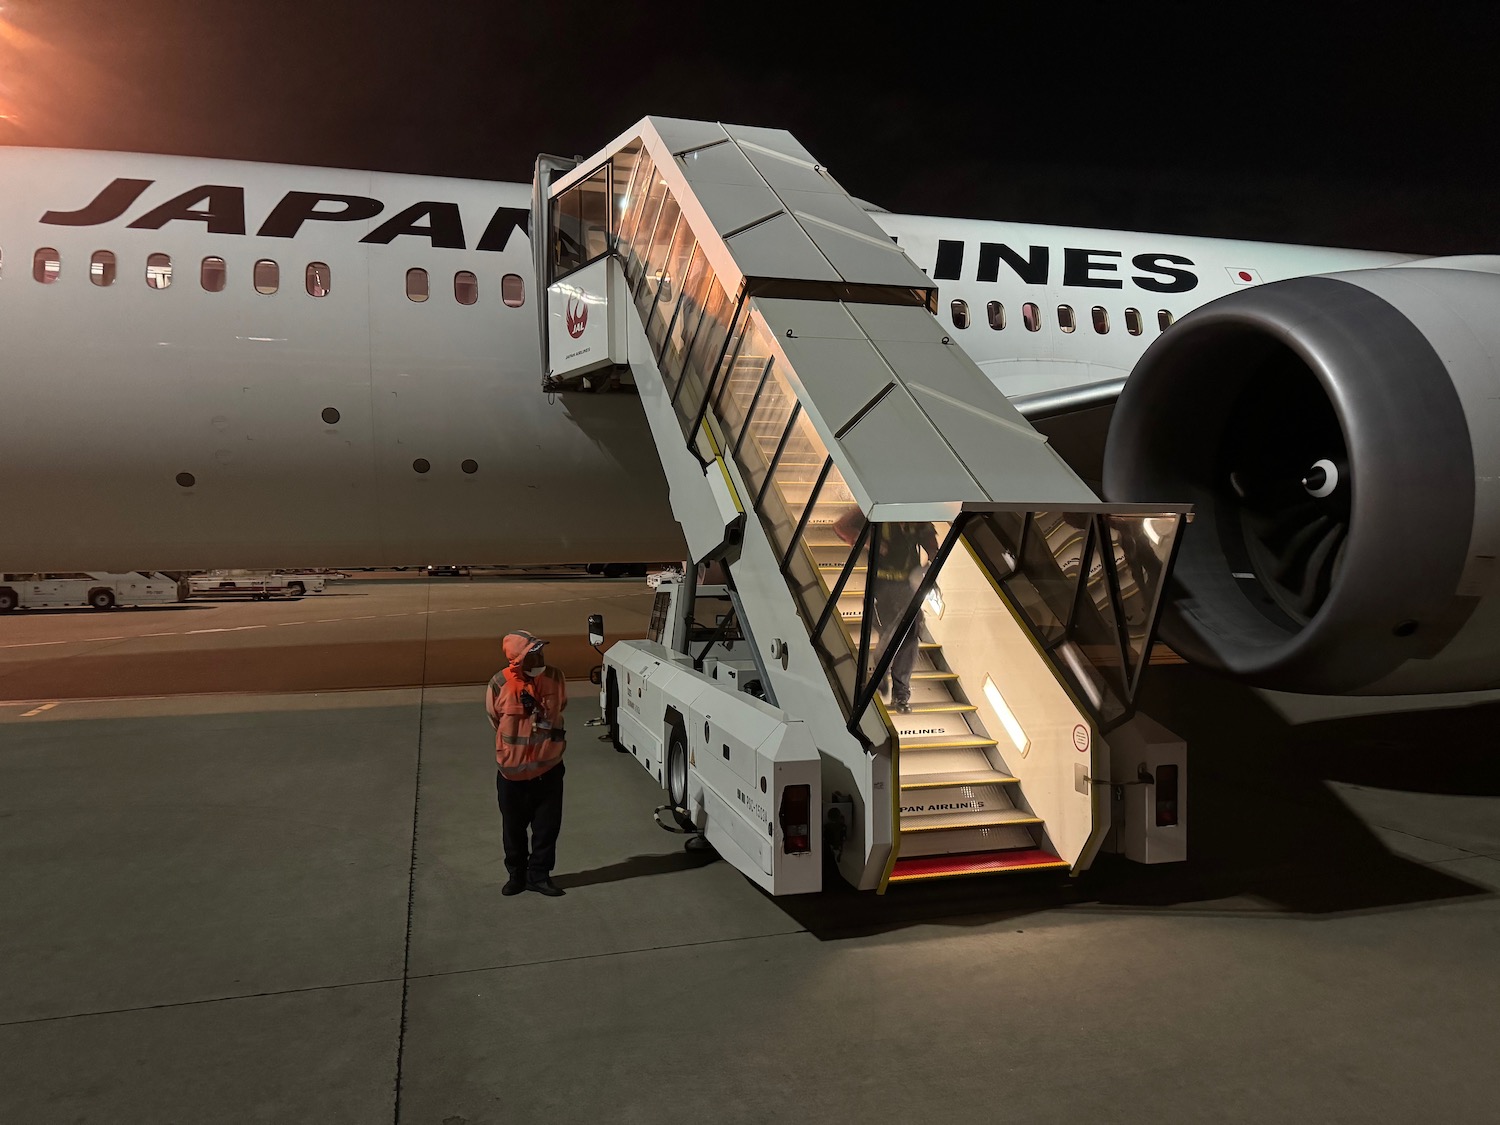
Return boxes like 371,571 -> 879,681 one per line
501,877 -> 526,896
527,878 -> 566,897
894,700 -> 912,714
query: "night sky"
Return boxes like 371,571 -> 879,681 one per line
2,1 -> 1496,253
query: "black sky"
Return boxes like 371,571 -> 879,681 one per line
3,0 -> 1496,253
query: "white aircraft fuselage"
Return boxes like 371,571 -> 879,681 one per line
0,147 -> 1406,572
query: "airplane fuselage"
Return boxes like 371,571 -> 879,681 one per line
0,147 -> 1408,571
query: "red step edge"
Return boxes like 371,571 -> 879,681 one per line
887,847 -> 1070,883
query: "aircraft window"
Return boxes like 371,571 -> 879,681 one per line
34,247 -> 61,283
1124,307 -> 1143,336
201,257 -> 226,292
1057,304 -> 1075,333
1092,306 -> 1109,334
950,298 -> 970,329
89,250 -> 116,287
1022,302 -> 1041,332
254,259 -> 279,295
306,262 -> 330,297
454,270 -> 478,305
1158,309 -> 1175,331
146,253 -> 173,290
986,300 -> 1005,330
406,267 -> 429,303
501,273 -> 525,308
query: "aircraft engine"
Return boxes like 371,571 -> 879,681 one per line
1103,263 -> 1500,694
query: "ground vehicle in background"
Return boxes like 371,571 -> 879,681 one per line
186,570 -> 330,599
585,562 -> 649,578
425,565 -> 471,576
0,572 -> 186,612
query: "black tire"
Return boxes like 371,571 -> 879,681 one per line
666,725 -> 694,831
88,589 -> 115,612
605,670 -> 626,753
0,588 -> 17,613
288,581 -> 305,596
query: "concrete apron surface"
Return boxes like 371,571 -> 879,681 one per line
2,672 -> 1499,1124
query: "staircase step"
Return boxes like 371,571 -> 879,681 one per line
901,759 -> 1017,789
887,847 -> 1071,883
900,808 -> 1041,833
896,824 -> 1037,855
920,641 -> 941,651
905,701 -> 976,714
911,670 -> 958,681
892,711 -> 983,742
908,678 -> 960,705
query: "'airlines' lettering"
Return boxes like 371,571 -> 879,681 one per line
1062,247 -> 1123,288
932,239 -> 1198,292
1130,253 -> 1197,293
979,242 -> 1048,285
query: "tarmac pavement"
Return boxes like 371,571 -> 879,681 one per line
1,578 -> 1498,1123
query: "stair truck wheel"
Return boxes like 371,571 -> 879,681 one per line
288,581 -> 305,596
0,588 -> 17,612
89,588 -> 116,611
666,724 -> 697,834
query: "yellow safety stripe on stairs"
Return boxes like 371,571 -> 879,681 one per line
900,775 -> 1018,790
896,738 -> 998,750
905,702 -> 977,714
900,815 -> 1043,833
701,421 -> 745,515
886,856 -> 1071,882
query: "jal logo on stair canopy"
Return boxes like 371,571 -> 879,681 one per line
565,297 -> 588,339
39,178 -> 530,252
932,239 -> 1198,293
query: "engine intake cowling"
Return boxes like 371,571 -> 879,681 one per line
1104,267 -> 1500,694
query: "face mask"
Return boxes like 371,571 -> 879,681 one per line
525,666 -> 544,678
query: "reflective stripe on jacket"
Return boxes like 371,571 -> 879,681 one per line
486,666 -> 567,781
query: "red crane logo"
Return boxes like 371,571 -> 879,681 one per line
566,297 -> 588,339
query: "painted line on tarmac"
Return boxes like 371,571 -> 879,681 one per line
21,702 -> 58,717
0,590 -> 648,650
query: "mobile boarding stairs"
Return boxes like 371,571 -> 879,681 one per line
532,117 -> 1190,894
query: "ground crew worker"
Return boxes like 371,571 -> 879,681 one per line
485,630 -> 568,897
833,511 -> 940,713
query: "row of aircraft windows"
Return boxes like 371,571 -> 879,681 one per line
12,248 -> 526,307
951,298 -> 1174,335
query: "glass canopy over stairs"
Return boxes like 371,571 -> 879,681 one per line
536,117 -> 1189,890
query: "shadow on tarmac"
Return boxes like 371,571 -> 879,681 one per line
554,848 -> 719,890
776,666 -> 1496,941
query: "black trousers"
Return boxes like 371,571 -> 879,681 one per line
495,763 -> 565,881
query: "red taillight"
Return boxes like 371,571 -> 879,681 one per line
1155,764 -> 1179,827
779,783 -> 811,854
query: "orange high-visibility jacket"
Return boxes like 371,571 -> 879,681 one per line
486,635 -> 568,781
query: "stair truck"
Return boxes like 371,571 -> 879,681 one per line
539,117 -> 1191,893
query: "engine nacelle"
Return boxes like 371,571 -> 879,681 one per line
1104,265 -> 1500,694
